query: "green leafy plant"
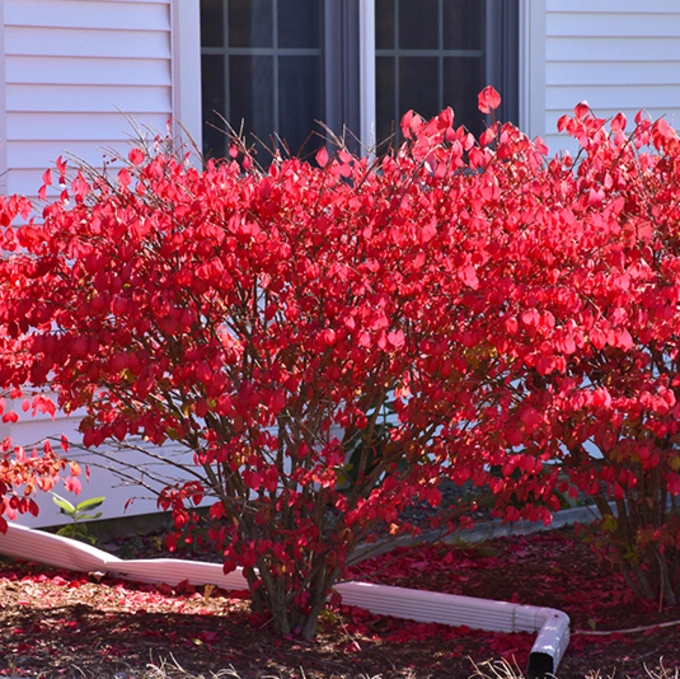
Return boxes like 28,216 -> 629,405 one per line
52,493 -> 105,544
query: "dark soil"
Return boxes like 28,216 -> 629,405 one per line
1,525 -> 679,678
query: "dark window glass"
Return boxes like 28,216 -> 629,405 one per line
279,56 -> 324,156
278,0 -> 321,49
376,56 -> 395,145
201,0 -> 224,48
375,0 -> 394,50
375,0 -> 497,146
201,54 -> 226,157
228,0 -> 273,48
399,0 -> 438,50
201,0 -> 326,159
400,58 -> 439,120
443,0 -> 484,50
229,55 -> 275,145
443,56 -> 485,137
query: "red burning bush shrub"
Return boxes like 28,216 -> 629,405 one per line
3,88 -> 680,634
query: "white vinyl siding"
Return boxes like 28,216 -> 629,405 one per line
1,0 -> 173,199
543,1 -> 680,153
0,0 -> 201,526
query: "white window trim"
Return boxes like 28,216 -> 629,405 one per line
171,0 -> 203,153
359,0 -> 376,150
518,0 -> 545,140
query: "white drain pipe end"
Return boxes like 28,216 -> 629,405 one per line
335,581 -> 569,677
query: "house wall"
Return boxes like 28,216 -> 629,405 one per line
6,0 -> 680,525
0,0 -> 201,199
1,393 -> 204,528
538,0 -> 680,153
0,0 -> 201,527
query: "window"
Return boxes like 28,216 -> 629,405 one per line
200,0 -> 518,158
201,0 -> 326,158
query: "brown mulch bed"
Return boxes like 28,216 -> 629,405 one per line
1,525 -> 680,678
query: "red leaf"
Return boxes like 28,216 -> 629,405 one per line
64,476 -> 82,496
479,127 -> 496,147
611,112 -> 627,133
210,502 -> 226,520
55,155 -> 67,176
118,167 -> 131,189
477,86 -> 501,114
459,264 -> 479,289
574,101 -> 590,119
387,329 -> 405,349
421,218 -> 437,243
316,146 -> 329,168
589,326 -> 607,350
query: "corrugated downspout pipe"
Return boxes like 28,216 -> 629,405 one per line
0,522 -> 569,678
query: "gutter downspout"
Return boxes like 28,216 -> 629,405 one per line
0,522 -> 569,678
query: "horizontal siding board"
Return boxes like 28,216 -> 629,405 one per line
546,61 -> 680,86
5,26 -> 170,59
7,112 -> 171,142
548,0 -> 680,11
540,134 -> 581,157
543,109 -> 680,156
7,83 -> 171,114
5,168 -> 57,196
2,393 -> 84,421
3,411 -> 81,430
6,55 -> 171,87
8,140 -> 130,169
5,0 -> 169,31
546,36 -> 680,62
7,168 -> 135,202
547,12 -> 680,37
545,108 -> 680,131
7,446 -> 190,527
546,85 -> 680,111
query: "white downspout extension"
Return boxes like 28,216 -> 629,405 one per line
0,522 -> 569,678
335,582 -> 569,679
